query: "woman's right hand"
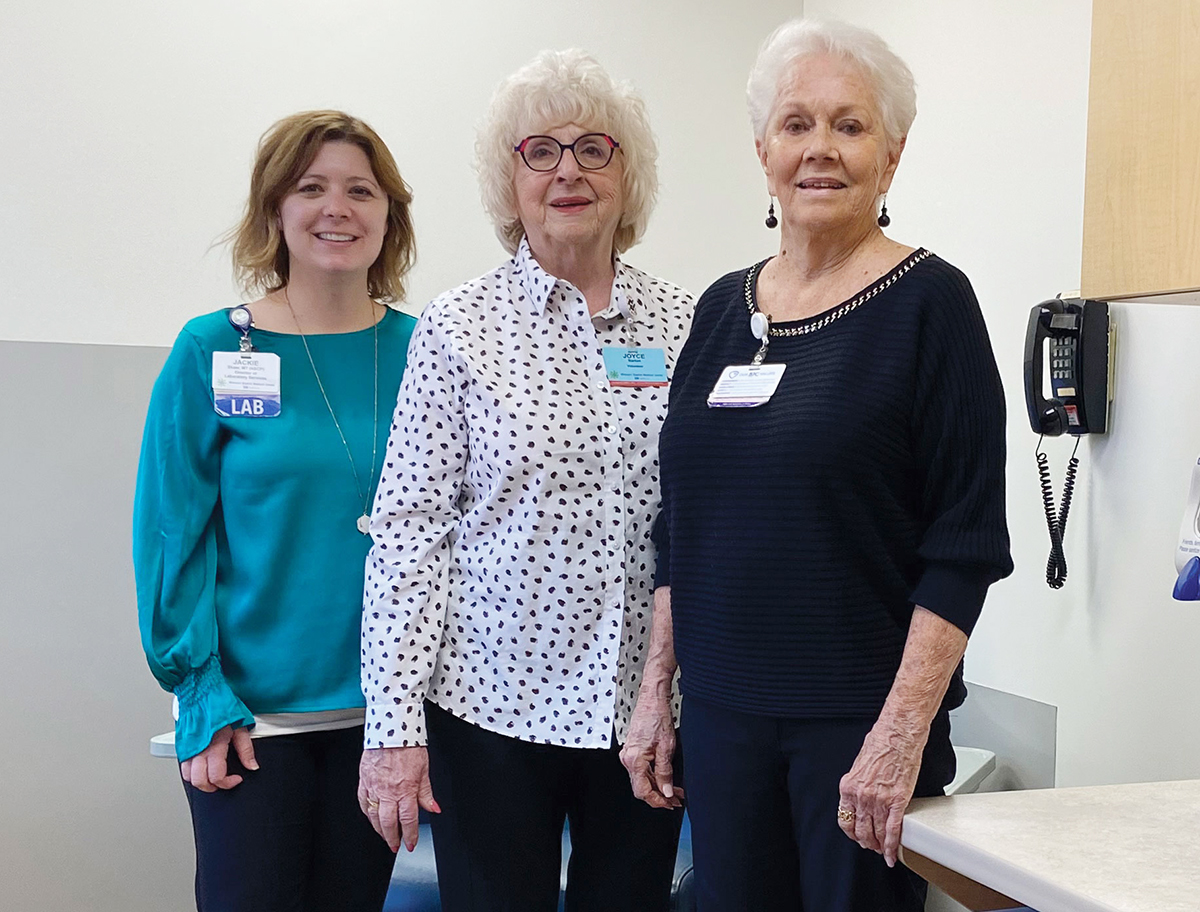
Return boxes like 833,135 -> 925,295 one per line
180,725 -> 258,792
620,690 -> 683,809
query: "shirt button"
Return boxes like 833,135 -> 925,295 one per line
605,424 -> 616,434
596,380 -> 606,390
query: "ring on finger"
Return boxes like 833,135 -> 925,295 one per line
837,806 -> 856,823
367,798 -> 380,809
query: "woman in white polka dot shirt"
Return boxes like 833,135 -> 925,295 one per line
357,49 -> 694,912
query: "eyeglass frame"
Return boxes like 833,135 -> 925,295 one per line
513,133 -> 621,172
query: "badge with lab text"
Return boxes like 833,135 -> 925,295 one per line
706,363 -> 787,408
212,351 -> 281,417
602,347 -> 669,387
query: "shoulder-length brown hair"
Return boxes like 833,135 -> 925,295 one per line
229,110 -> 415,302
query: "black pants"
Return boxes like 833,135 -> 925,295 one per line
425,701 -> 684,912
182,725 -> 395,912
680,697 -> 955,912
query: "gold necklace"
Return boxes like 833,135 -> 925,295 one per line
285,291 -> 379,535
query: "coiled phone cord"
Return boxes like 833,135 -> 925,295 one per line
1036,435 -> 1080,589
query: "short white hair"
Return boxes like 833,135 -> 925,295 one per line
747,18 -> 916,148
475,49 -> 659,256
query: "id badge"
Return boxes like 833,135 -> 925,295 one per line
212,351 -> 281,417
706,364 -> 786,408
602,347 -> 669,387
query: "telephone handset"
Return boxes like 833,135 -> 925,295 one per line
1023,297 -> 1112,588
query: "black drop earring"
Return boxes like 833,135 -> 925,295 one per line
877,196 -> 891,228
765,198 -> 778,229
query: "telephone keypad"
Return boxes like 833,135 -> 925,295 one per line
1051,337 -> 1078,383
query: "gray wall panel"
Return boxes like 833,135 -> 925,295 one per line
952,682 -> 1058,792
0,340 -> 194,911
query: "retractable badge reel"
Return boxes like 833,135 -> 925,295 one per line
229,305 -> 254,351
750,312 -> 770,362
212,306 -> 282,418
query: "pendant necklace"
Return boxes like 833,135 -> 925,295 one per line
286,291 -> 379,535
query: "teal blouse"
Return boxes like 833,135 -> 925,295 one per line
133,307 -> 417,761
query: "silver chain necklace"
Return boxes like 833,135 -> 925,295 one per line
285,292 -> 379,535
744,248 -> 932,363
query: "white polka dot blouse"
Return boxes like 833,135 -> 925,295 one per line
362,238 -> 694,749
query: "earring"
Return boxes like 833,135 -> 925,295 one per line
877,196 -> 891,228
765,198 -> 778,229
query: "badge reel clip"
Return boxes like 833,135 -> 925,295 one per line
1173,456 -> 1200,600
750,312 -> 770,364
229,305 -> 254,352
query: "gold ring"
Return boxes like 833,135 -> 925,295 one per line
837,806 -> 855,823
367,798 -> 380,809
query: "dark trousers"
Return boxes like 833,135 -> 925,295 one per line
425,701 -> 684,912
680,697 -> 955,912
182,725 -> 395,912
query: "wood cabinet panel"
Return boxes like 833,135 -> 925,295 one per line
1081,0 -> 1200,299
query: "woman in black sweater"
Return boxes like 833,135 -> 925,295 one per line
621,18 -> 1012,912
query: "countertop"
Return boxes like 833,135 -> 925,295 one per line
901,778 -> 1200,912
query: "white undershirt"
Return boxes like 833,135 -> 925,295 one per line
172,697 -> 364,738
249,708 -> 365,738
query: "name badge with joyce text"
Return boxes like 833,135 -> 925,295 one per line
706,363 -> 786,408
602,347 -> 669,387
212,351 -> 281,417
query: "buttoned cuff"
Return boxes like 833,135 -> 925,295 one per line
364,700 -> 428,748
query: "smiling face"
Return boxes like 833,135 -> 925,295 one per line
757,54 -> 902,237
277,140 -> 389,281
511,122 -> 626,262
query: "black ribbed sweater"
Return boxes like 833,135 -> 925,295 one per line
654,250 -> 1013,718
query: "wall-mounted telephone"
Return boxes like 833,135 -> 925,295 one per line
1024,298 -> 1111,437
1023,297 -> 1113,588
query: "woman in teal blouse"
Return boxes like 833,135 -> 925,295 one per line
133,110 -> 417,912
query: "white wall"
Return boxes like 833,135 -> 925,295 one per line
0,0 -> 793,347
804,0 -> 1200,788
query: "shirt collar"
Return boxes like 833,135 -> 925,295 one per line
513,236 -> 558,316
513,235 -> 632,322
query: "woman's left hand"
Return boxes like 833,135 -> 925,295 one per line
837,719 -> 926,867
358,746 -> 440,853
